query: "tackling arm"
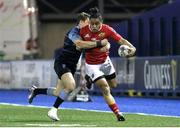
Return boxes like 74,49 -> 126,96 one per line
68,27 -> 105,50
74,39 -> 109,50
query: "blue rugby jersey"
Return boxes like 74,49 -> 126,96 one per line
55,26 -> 82,65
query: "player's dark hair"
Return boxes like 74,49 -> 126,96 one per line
89,7 -> 103,22
77,12 -> 90,23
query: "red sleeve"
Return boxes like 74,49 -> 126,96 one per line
107,25 -> 122,42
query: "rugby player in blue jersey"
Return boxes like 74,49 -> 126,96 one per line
28,12 -> 110,121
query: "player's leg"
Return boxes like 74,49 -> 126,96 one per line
28,59 -> 68,104
51,72 -> 76,109
48,63 -> 76,121
28,78 -> 64,121
28,78 -> 64,104
48,72 -> 76,121
106,78 -> 125,121
85,58 -> 125,121
47,79 -> 64,121
95,78 -> 125,121
103,58 -> 125,121
105,73 -> 117,88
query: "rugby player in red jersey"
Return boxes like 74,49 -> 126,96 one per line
78,7 -> 136,121
28,12 -> 110,121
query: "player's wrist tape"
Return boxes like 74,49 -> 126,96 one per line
96,41 -> 102,47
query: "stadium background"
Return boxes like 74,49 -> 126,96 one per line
0,0 -> 180,127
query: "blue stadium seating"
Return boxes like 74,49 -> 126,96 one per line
110,1 -> 180,57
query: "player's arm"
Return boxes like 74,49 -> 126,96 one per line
74,39 -> 108,50
69,27 -> 109,50
108,26 -> 136,56
118,37 -> 136,56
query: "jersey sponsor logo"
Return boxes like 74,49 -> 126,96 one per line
98,32 -> 105,38
84,34 -> 90,38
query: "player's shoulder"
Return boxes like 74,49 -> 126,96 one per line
70,26 -> 80,32
102,24 -> 113,31
67,26 -> 80,37
102,24 -> 111,28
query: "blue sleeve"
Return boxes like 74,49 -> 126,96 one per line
68,27 -> 81,43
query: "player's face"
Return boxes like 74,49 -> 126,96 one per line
89,18 -> 102,32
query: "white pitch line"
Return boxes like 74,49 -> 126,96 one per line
25,123 -> 97,127
0,102 -> 180,118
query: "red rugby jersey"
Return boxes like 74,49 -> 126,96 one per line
80,24 -> 122,64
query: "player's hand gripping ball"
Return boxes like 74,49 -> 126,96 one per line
118,45 -> 130,57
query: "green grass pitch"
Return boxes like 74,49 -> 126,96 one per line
0,104 -> 180,127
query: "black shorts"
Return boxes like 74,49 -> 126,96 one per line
54,59 -> 76,79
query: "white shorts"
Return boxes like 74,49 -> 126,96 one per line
85,57 -> 116,82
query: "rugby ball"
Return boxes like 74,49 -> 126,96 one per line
118,45 -> 130,57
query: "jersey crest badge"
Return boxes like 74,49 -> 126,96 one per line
98,32 -> 105,38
